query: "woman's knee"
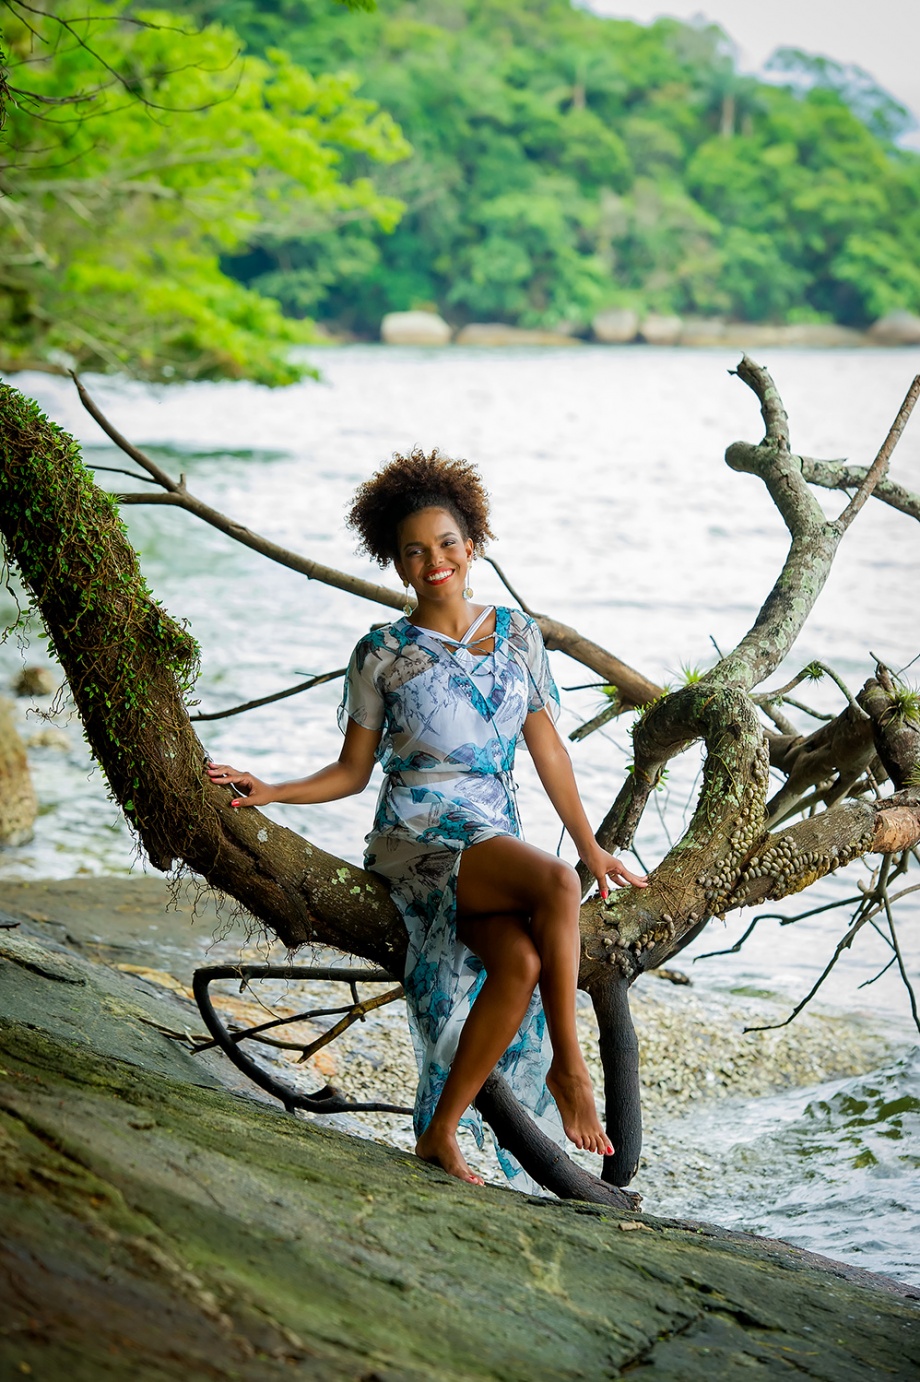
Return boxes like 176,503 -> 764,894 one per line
535,857 -> 581,910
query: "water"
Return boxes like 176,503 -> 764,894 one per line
3,344 -> 919,1280
650,1050 -> 920,1285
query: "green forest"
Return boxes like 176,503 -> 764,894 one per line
3,0 -> 920,379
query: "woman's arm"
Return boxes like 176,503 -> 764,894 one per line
206,719 -> 382,809
521,708 -> 646,895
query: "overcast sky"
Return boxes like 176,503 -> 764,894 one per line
587,1 -> 920,145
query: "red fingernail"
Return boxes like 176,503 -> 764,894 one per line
601,889 -> 608,900
231,800 -> 239,807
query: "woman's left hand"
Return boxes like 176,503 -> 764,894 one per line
583,848 -> 647,898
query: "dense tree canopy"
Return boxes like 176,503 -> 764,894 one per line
0,0 -> 407,381
185,0 -> 920,335
4,0 -> 920,376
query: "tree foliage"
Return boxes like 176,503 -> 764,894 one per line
0,0 -> 407,382
186,0 -> 920,334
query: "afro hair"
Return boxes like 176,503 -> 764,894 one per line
346,447 -> 494,566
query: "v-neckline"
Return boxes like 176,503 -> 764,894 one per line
412,605 -> 495,657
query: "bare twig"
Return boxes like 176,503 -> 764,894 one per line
692,892 -> 863,962
752,667 -> 819,705
880,884 -> 920,1034
743,907 -> 874,1033
569,701 -> 621,742
87,464 -> 161,485
190,668 -> 346,722
5,0 -> 243,116
782,696 -> 833,721
835,375 -> 920,533
692,912 -> 762,961
482,556 -> 535,615
760,703 -> 797,736
296,986 -> 404,1064
729,355 -> 790,450
858,955 -> 898,989
812,663 -> 869,719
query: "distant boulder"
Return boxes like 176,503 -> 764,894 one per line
454,323 -> 580,346
639,314 -> 682,346
380,311 -> 451,345
12,665 -> 57,697
591,309 -> 639,344
0,696 -> 37,846
868,311 -> 920,346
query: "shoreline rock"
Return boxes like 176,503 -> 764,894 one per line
0,696 -> 37,846
2,917 -> 918,1378
592,307 -> 640,343
380,309 -> 451,345
368,312 -> 920,349
869,310 -> 920,346
0,875 -> 902,1201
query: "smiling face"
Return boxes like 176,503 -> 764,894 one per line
394,506 -> 474,605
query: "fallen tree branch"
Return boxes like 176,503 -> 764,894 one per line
74,374 -> 660,709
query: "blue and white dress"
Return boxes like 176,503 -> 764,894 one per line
339,604 -> 566,1185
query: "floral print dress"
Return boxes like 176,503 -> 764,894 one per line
339,604 -> 566,1185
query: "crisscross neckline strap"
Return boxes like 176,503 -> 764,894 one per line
413,605 -> 496,650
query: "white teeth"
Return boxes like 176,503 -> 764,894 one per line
426,570 -> 453,583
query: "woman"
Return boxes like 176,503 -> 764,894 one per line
207,449 -> 645,1187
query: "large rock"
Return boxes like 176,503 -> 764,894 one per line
454,322 -> 580,346
0,695 -> 36,845
2,926 -> 919,1381
639,313 -> 683,346
869,311 -> 920,346
591,308 -> 640,343
12,664 -> 57,697
380,310 -> 451,345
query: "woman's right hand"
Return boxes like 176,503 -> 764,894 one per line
206,762 -> 275,808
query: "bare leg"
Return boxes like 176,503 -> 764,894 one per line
415,912 -> 540,1184
454,836 -> 611,1157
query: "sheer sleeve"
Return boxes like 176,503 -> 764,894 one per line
337,636 -> 386,734
522,616 -> 560,721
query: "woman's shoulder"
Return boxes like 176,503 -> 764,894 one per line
350,618 -> 412,664
495,605 -> 541,643
351,617 -> 444,686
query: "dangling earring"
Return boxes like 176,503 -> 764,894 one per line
463,562 -> 474,601
402,580 -> 414,616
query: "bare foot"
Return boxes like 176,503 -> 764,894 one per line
546,1061 -> 613,1157
416,1124 -> 485,1185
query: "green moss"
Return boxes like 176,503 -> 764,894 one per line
0,383 -> 200,838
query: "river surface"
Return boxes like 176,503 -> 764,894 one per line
3,345 -> 919,1282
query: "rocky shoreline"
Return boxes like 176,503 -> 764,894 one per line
372,306 -> 920,349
